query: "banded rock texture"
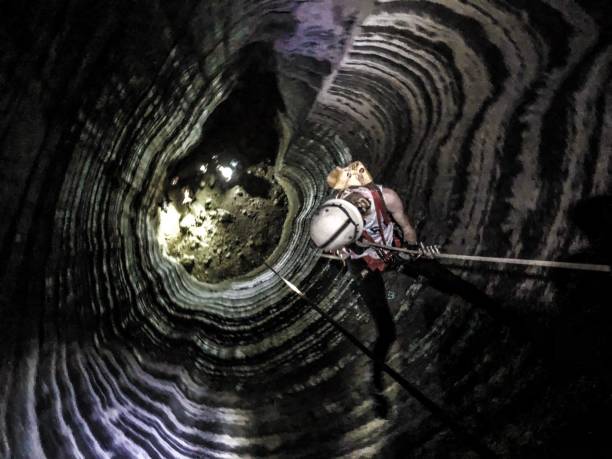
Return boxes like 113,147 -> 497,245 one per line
1,0 -> 611,458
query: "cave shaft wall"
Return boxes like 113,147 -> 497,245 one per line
1,0 -> 611,457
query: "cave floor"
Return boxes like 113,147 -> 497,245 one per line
159,162 -> 287,283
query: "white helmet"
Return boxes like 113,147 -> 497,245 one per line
309,199 -> 364,251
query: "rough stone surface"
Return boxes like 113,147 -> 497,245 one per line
1,0 -> 612,458
162,162 -> 288,283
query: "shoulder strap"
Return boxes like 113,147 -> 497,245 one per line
368,184 -> 391,225
364,185 -> 389,245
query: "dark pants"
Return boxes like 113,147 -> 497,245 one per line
349,256 -> 497,390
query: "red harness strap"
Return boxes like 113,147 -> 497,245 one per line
368,185 -> 401,247
369,185 -> 390,236
360,185 -> 401,271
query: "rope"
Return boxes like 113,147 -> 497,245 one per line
434,252 -> 609,272
352,241 -> 611,273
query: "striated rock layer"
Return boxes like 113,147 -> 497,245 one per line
1,0 -> 611,457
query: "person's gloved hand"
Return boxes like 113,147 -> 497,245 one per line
420,242 -> 440,259
403,241 -> 440,259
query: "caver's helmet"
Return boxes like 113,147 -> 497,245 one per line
309,199 -> 364,251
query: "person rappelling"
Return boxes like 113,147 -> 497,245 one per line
264,160 -> 610,441
309,161 -> 508,416
263,161 -> 609,448
307,161 -> 611,418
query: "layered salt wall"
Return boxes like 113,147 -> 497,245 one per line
1,0 -> 611,457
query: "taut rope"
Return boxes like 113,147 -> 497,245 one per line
328,241 -> 611,273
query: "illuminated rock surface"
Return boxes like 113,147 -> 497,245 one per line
1,0 -> 611,457
160,161 -> 288,283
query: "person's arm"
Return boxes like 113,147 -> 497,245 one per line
381,187 -> 417,244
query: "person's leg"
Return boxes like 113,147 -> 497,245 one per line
400,258 -> 506,321
348,260 -> 396,391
